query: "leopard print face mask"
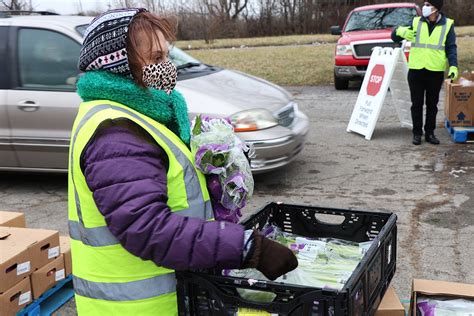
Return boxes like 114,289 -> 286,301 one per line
142,60 -> 177,94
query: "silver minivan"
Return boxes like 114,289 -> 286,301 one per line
0,13 -> 309,173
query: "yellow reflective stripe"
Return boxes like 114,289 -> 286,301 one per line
70,239 -> 173,283
69,200 -> 213,247
69,220 -> 118,247
70,104 -> 111,224
75,292 -> 177,315
412,18 -> 449,50
414,17 -> 423,46
411,43 -> 445,50
73,273 -> 176,301
437,20 -> 449,48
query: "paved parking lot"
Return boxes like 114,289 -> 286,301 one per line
1,85 -> 473,314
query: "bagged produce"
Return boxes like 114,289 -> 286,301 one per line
225,225 -> 373,302
190,115 -> 254,220
417,297 -> 474,316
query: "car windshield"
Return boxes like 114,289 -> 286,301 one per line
344,7 -> 416,32
169,46 -> 203,68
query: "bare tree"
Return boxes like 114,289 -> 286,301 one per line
139,0 -> 167,13
97,0 -> 473,40
279,0 -> 297,32
110,0 -> 138,8
201,0 -> 249,21
1,0 -> 33,10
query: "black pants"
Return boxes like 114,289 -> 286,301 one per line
407,69 -> 445,136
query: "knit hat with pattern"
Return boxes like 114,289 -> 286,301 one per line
428,0 -> 443,10
78,8 -> 147,77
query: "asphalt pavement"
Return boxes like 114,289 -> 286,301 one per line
1,85 -> 473,314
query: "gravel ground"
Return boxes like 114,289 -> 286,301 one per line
1,85 -> 473,315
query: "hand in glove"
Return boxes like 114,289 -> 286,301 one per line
448,66 -> 459,81
396,26 -> 416,42
242,230 -> 298,281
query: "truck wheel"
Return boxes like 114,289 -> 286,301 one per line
334,74 -> 349,90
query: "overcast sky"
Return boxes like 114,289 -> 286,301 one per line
34,0 -> 110,15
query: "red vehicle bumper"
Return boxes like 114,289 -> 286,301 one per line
334,52 -> 409,80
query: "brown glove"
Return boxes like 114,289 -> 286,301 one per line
242,230 -> 298,281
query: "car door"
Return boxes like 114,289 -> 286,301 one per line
0,24 -> 19,169
6,26 -> 83,170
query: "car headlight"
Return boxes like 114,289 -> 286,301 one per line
231,109 -> 278,132
336,45 -> 353,56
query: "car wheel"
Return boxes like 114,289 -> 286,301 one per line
334,73 -> 349,90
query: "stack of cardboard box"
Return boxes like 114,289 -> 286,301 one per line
0,211 -> 72,315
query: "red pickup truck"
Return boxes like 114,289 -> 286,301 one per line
331,2 -> 421,90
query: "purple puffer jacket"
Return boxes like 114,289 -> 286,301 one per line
80,118 -> 245,270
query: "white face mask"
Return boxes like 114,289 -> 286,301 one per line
422,5 -> 436,18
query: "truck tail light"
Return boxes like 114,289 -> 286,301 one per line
336,45 -> 353,56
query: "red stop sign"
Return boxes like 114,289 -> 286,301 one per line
367,64 -> 385,96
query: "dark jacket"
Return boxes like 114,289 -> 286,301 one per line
391,14 -> 457,68
76,71 -> 246,271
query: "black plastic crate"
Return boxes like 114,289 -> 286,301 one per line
176,202 -> 397,316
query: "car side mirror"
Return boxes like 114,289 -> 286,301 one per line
331,26 -> 342,36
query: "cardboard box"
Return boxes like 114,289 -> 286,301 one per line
375,286 -> 405,316
59,236 -> 72,276
0,277 -> 32,316
31,256 -> 65,299
444,71 -> 474,127
409,279 -> 474,316
0,230 -> 31,293
0,227 -> 60,293
0,211 -> 26,228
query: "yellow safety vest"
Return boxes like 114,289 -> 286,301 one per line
409,16 -> 454,71
68,100 -> 212,315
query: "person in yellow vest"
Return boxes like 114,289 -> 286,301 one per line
70,8 -> 297,315
392,0 -> 458,145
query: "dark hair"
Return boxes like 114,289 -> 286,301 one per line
126,12 -> 176,87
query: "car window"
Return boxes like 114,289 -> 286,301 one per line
345,8 -> 417,32
76,24 -> 88,37
17,28 -> 81,90
0,26 -> 8,89
169,46 -> 201,67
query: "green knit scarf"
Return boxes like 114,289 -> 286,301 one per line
76,71 -> 191,145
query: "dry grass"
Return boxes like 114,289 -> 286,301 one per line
189,43 -> 334,86
188,37 -> 474,86
176,26 -> 474,51
457,25 -> 474,37
176,34 -> 339,50
458,37 -> 474,73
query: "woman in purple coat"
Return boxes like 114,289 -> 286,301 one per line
70,8 -> 297,315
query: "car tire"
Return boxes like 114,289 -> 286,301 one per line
334,73 -> 349,90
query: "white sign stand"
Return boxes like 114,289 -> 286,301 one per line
388,47 -> 412,128
347,47 -> 412,140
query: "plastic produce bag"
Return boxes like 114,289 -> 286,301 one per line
191,115 -> 254,218
226,225 -> 373,299
459,77 -> 474,87
417,297 -> 474,316
226,269 -> 277,303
